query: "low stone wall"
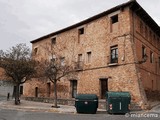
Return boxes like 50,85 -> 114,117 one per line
23,97 -> 142,111
23,97 -> 107,109
24,97 -> 75,105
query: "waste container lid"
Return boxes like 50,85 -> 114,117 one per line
106,91 -> 131,98
75,94 -> 98,100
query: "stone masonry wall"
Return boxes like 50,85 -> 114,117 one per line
23,6 -> 160,109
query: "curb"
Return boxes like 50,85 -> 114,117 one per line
0,100 -> 77,114
0,105 -> 76,114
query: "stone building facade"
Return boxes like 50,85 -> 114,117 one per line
24,0 -> 160,109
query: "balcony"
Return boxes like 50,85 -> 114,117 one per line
74,61 -> 83,71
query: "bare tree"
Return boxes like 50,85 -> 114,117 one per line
0,43 -> 36,105
44,56 -> 75,108
36,37 -> 77,108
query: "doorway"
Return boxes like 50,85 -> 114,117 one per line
47,83 -> 51,97
71,80 -> 77,98
100,78 -> 108,99
35,87 -> 38,97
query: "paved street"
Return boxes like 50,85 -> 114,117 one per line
0,108 -> 160,120
0,96 -> 160,120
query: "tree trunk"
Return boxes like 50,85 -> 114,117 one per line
53,81 -> 58,108
15,84 -> 20,105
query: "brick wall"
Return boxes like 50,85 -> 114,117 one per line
23,5 -> 160,109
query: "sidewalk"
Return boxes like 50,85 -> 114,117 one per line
0,99 -> 106,114
1,99 -> 159,114
0,99 -> 76,113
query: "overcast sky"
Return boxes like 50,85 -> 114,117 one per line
0,0 -> 160,50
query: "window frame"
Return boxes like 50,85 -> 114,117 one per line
145,26 -> 148,39
78,54 -> 82,62
110,45 -> 118,64
71,80 -> 77,98
150,51 -> 154,63
142,45 -> 146,59
140,21 -> 144,34
87,51 -> 92,63
111,15 -> 118,24
78,28 -> 84,35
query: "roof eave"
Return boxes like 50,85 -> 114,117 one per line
31,0 -> 160,43
30,0 -> 135,44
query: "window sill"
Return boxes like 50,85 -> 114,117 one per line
108,63 -> 119,67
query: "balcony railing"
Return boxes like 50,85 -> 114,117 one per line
107,56 -> 118,66
74,61 -> 83,70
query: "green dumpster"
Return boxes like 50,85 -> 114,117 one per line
75,94 -> 98,114
106,91 -> 131,114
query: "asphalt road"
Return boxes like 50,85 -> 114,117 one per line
0,108 -> 160,120
0,96 -> 160,120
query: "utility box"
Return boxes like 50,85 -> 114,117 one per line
106,91 -> 131,114
75,94 -> 98,114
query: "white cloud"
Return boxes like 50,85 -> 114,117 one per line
0,0 -> 159,50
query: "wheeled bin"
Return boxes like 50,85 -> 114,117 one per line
75,94 -> 98,114
106,91 -> 131,114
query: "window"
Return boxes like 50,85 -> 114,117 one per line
34,48 -> 38,55
150,31 -> 152,42
156,37 -> 159,48
60,57 -> 65,66
153,34 -> 156,45
76,54 -> 83,69
110,46 -> 118,63
35,87 -> 38,97
145,26 -> 148,39
78,28 -> 84,35
87,52 -> 91,63
140,21 -> 143,34
78,54 -> 82,62
51,37 -> 56,44
150,51 -> 154,63
47,83 -> 51,97
111,15 -> 118,24
110,14 -> 118,32
71,80 -> 77,98
142,45 -> 146,59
